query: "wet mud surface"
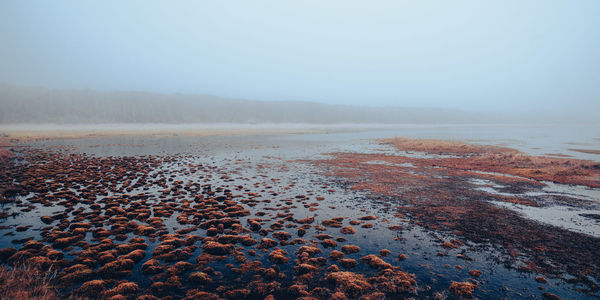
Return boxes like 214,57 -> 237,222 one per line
0,129 -> 599,299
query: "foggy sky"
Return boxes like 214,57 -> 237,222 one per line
1,1 -> 599,113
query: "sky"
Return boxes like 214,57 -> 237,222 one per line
1,1 -> 599,112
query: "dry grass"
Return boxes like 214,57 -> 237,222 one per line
385,137 -> 600,187
0,124 -> 324,143
386,137 -> 515,156
569,148 -> 600,155
0,264 -> 59,300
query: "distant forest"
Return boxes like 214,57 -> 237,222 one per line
1,84 -> 497,124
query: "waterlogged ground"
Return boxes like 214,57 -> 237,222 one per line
0,125 -> 599,299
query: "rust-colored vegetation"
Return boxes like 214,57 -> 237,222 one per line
0,264 -> 58,300
313,137 -> 600,293
388,137 -> 600,187
1,136 -> 597,298
389,137 -> 516,156
0,146 -> 418,299
569,148 -> 600,155
0,147 -> 12,162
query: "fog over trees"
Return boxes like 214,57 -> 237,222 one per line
2,84 -> 594,125
1,84 -> 502,125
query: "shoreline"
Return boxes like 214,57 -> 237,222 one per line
0,123 -> 335,143
0,123 -> 500,144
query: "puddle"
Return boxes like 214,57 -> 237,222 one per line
489,201 -> 600,238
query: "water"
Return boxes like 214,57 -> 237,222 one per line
1,123 -> 599,299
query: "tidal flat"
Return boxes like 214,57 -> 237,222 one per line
0,124 -> 599,299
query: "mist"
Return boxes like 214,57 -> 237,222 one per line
2,2 -> 600,299
1,0 -> 599,122
0,84 -> 501,125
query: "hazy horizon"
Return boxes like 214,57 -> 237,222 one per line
1,1 -> 599,116
2,83 -> 598,125
1,3 -> 600,299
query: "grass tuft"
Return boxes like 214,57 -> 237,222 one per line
0,263 -> 59,300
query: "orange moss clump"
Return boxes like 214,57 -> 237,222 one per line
201,241 -> 233,255
325,271 -> 372,298
369,268 -> 417,295
296,246 -> 322,257
259,238 -> 278,249
188,272 -> 212,285
103,281 -> 139,298
141,259 -> 163,274
329,250 -> 345,261
339,258 -> 358,268
268,248 -> 290,264
360,255 -> 392,270
341,245 -> 360,254
59,264 -> 93,284
322,218 -> 343,228
97,258 -> 135,278
272,231 -> 291,241
294,263 -> 318,275
449,281 -> 476,298
340,226 -> 356,234
442,240 -> 461,249
184,290 -> 219,300
76,280 -> 107,297
321,239 -> 338,248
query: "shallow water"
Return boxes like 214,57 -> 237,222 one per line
2,124 -> 600,299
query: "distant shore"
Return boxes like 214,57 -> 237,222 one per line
0,123 -> 329,143
0,123 -> 424,143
